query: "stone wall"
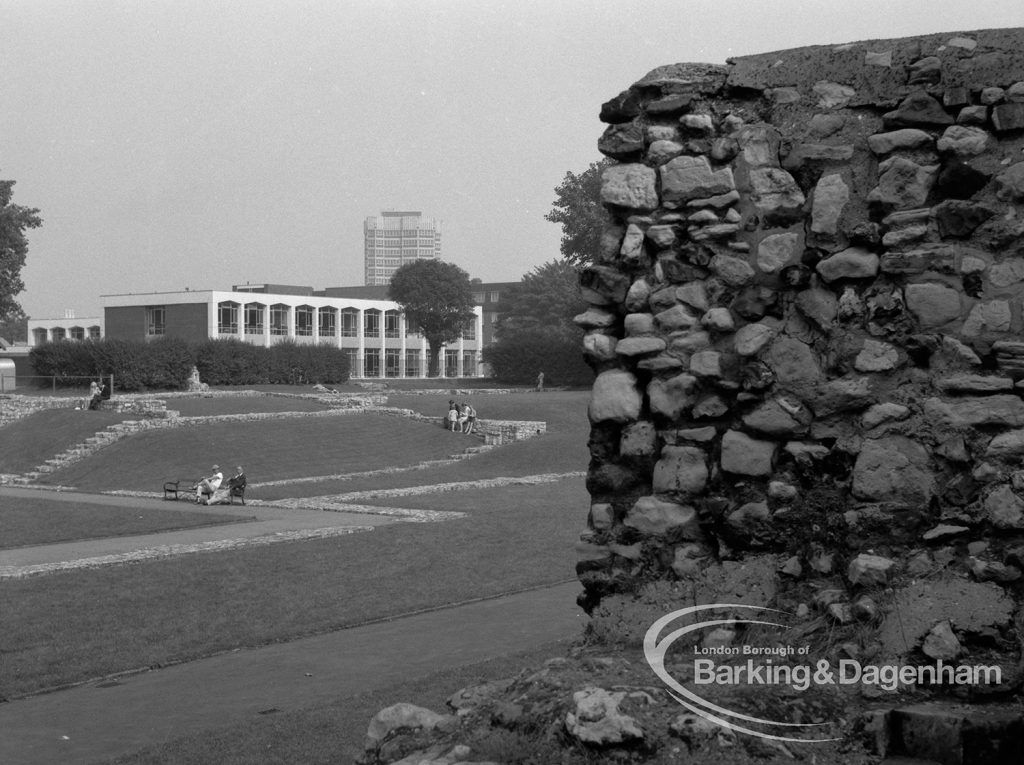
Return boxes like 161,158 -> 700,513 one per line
578,29 -> 1024,678
478,420 -> 547,445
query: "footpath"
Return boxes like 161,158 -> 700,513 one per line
0,487 -> 586,764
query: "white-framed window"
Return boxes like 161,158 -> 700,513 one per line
244,303 -> 265,333
295,305 -> 314,336
341,308 -> 358,337
318,307 -> 337,338
461,318 -> 476,341
404,349 -> 421,377
364,348 -> 381,377
364,310 -> 380,338
70,326 -> 85,340
145,306 -> 165,336
218,302 -> 239,334
270,304 -> 289,336
384,310 -> 401,338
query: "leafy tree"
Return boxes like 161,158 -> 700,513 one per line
484,260 -> 592,387
544,159 -> 611,266
0,176 -> 42,327
388,260 -> 476,377
0,307 -> 27,345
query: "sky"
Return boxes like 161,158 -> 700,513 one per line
2,0 -> 1023,321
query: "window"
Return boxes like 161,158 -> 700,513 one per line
405,317 -> 419,337
364,348 -> 381,377
32,328 -> 48,345
404,349 -> 421,377
385,348 -> 401,377
270,304 -> 289,335
462,351 -> 477,377
472,292 -> 485,303
88,326 -> 102,340
318,307 -> 337,338
218,302 -> 239,334
295,306 -> 314,336
489,312 -> 499,324
244,303 -> 265,333
461,318 -> 476,341
341,308 -> 358,337
70,326 -> 85,340
364,310 -> 380,338
384,310 -> 401,338
145,306 -> 165,336
445,349 -> 459,377
488,291 -> 500,303
343,348 -> 359,376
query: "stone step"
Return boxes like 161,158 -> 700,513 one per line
875,703 -> 1024,765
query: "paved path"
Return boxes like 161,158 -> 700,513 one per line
0,581 -> 585,765
0,487 -> 403,578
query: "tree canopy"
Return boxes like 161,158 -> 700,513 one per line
544,159 -> 611,266
388,259 -> 476,377
0,176 -> 42,328
495,260 -> 584,334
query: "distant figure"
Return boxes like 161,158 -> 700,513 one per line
536,371 -> 545,392
460,402 -> 477,434
100,378 -> 111,400
195,464 -> 223,504
446,399 -> 459,431
85,380 -> 102,410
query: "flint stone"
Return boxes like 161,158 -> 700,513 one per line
583,332 -> 618,362
652,447 -> 709,495
883,91 -> 954,128
747,167 -> 806,221
992,102 -> 1024,133
580,265 -> 630,306
855,339 -> 900,372
868,157 -> 939,211
813,80 -> 855,109
616,336 -> 666,356
625,279 -> 651,312
709,254 -> 755,287
816,247 -> 879,282
692,394 -> 728,419
601,164 -> 659,211
589,370 -> 642,423
647,139 -> 685,165
625,495 -> 702,536
365,703 -> 456,748
852,436 -> 934,504
867,128 -> 932,154
807,377 -> 875,416
721,430 -> 776,476
925,395 -> 1024,428
646,224 -> 677,249
689,350 -> 722,379
936,125 -> 991,156
922,621 -> 961,661
734,322 -> 777,356
566,687 -> 644,746
795,286 -> 838,329
933,199 -> 995,238
962,301 -> 1012,337
810,174 -> 849,236
995,162 -> 1024,201
905,283 -> 962,327
624,312 -> 655,336
983,485 -> 1024,529
741,397 -> 810,437
574,308 -> 617,329
862,402 -> 910,429
702,307 -> 734,332
848,553 -> 897,587
599,122 -> 645,159
936,374 -> 1013,393
957,105 -> 988,125
655,304 -> 700,331
619,224 -> 646,264
590,503 -> 614,530
985,429 -> 1024,458
765,336 -> 821,386
661,155 -> 735,205
637,354 -> 685,371
676,282 -> 709,312
668,330 -> 711,355
620,421 -> 658,457
648,373 -> 698,420
756,231 -> 801,273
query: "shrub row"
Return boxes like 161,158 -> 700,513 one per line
29,338 -> 350,391
483,327 -> 593,387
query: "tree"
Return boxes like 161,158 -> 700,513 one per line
0,176 -> 42,328
544,159 -> 611,266
388,260 -> 476,377
484,260 -> 592,387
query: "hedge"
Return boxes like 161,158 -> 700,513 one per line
483,326 -> 593,387
29,338 -> 350,391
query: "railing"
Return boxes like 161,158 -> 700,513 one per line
0,374 -> 115,395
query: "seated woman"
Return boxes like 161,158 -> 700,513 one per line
202,466 -> 246,505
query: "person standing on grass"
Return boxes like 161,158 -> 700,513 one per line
196,464 -> 223,504
461,401 -> 477,434
536,370 -> 544,392
446,400 -> 459,431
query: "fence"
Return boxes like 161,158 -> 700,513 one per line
0,374 -> 115,396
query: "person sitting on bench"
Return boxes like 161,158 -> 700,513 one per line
85,380 -> 102,410
195,465 -> 223,504
227,466 -> 246,503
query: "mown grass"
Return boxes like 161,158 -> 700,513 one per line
0,478 -> 585,699
168,395 -> 330,417
0,409 -> 136,475
0,496 -> 244,549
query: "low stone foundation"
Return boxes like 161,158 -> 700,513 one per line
478,419 -> 547,445
98,397 -> 169,416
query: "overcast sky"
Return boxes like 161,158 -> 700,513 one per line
3,0 -> 1022,320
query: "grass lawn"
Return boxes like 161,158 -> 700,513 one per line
0,497 -> 246,549
39,414 -> 475,492
0,409 -> 136,476
0,478 -> 585,699
169,395 -> 330,417
108,638 -> 574,765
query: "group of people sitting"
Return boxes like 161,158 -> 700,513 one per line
445,400 -> 477,434
81,379 -> 111,411
194,464 -> 247,505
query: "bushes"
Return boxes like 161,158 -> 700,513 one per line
483,327 -> 593,387
30,338 -> 350,391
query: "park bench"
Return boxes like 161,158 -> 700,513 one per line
163,479 -> 199,502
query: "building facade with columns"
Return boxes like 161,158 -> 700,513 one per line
99,286 -> 483,379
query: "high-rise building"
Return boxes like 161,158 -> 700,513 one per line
363,210 -> 442,286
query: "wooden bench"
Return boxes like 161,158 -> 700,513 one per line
163,479 -> 198,502
228,481 -> 246,505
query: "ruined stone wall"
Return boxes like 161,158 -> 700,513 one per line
578,29 -> 1024,673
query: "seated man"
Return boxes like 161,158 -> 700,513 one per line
227,466 -> 247,504
195,464 -> 223,504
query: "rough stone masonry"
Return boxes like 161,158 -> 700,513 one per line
577,29 -> 1024,680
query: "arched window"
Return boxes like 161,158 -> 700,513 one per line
244,303 -> 265,334
218,302 -> 240,334
318,307 -> 337,338
295,305 -> 314,336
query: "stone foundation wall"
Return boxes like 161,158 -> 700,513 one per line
479,420 -> 547,445
578,29 -> 1024,678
